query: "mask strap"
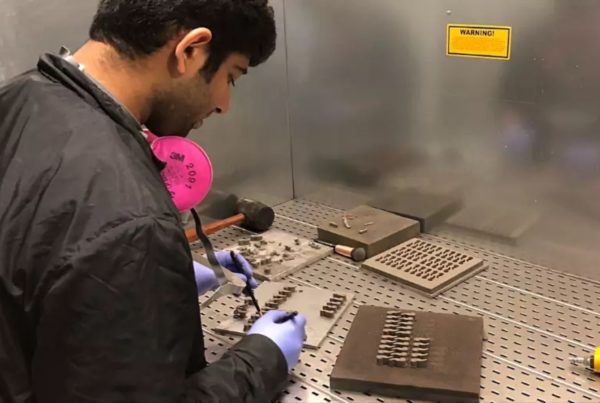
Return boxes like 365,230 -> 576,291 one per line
191,208 -> 227,285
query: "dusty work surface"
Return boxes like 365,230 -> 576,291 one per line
196,199 -> 600,403
224,229 -> 331,281
214,282 -> 353,349
362,238 -> 486,297
317,205 -> 420,258
330,306 -> 483,402
369,188 -> 461,232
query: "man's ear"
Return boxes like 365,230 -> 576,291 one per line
174,28 -> 212,75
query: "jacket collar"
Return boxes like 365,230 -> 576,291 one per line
37,49 -> 165,170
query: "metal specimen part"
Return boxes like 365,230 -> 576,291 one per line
391,358 -> 408,367
329,222 -> 339,228
359,228 -> 368,235
320,310 -> 335,318
376,355 -> 389,366
343,215 -> 352,229
239,238 -> 251,246
364,222 -> 375,226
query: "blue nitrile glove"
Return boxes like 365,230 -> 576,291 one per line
192,251 -> 257,296
248,310 -> 307,372
214,251 -> 258,289
193,261 -> 220,295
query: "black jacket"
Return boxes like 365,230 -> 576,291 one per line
0,53 -> 287,403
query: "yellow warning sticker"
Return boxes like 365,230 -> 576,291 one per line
447,24 -> 512,60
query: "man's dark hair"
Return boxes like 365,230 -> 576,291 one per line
89,0 -> 276,79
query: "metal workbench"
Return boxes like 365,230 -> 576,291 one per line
199,199 -> 600,402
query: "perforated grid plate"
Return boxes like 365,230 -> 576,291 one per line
191,200 -> 600,402
224,229 -> 331,280
362,238 -> 485,297
214,282 -> 354,349
290,259 -> 600,402
269,199 -> 600,402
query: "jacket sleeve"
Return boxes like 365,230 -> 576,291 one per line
186,335 -> 289,403
32,216 -> 287,403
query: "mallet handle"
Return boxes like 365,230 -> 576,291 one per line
185,213 -> 246,242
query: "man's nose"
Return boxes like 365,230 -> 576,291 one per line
215,95 -> 231,115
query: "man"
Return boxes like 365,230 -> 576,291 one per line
0,1 -> 306,402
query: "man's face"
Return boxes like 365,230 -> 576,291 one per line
146,52 -> 250,136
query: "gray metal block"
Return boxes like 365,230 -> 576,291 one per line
317,205 -> 420,258
361,238 -> 485,297
214,282 -> 354,349
330,306 -> 484,402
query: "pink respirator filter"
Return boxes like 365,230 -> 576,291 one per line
145,130 -> 213,212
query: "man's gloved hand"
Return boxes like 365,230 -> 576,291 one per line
248,310 -> 307,372
193,251 -> 257,296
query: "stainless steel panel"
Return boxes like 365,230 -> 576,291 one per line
193,0 -> 293,212
0,0 -> 95,81
285,0 -> 600,279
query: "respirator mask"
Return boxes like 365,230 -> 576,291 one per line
143,129 -> 213,212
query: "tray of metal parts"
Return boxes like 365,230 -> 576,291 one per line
362,238 -> 486,297
317,205 -> 420,259
225,229 -> 331,281
330,305 -> 483,402
214,282 -> 354,349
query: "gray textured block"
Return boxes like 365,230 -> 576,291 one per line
317,205 -> 420,258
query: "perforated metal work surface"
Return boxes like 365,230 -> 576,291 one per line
195,199 -> 600,402
362,238 -> 485,296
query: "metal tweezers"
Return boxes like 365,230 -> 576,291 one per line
191,209 -> 247,308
